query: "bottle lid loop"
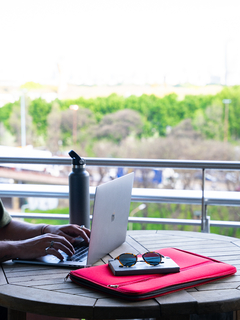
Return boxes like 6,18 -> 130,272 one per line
68,150 -> 86,166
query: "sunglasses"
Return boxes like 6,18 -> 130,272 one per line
114,252 -> 164,267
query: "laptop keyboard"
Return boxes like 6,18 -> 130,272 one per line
58,236 -> 89,262
67,245 -> 89,262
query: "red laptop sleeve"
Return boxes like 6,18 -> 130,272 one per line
68,248 -> 237,301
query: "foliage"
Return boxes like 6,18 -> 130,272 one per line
24,207 -> 69,225
8,105 -> 22,145
0,102 -> 15,130
216,86 -> 240,140
28,98 -> 51,139
178,94 -> 214,120
2,85 -> 240,151
127,202 -> 240,238
91,94 -> 125,119
193,105 -> 224,140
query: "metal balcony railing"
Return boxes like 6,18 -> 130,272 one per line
0,156 -> 240,233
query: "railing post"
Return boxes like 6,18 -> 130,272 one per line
201,168 -> 208,233
205,215 -> 210,233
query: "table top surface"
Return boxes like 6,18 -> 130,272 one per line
1,230 -> 240,319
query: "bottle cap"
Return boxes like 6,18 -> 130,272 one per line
68,150 -> 86,165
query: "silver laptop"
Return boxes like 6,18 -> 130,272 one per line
13,172 -> 134,268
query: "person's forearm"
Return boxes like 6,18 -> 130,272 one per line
0,241 -> 17,262
0,219 -> 46,241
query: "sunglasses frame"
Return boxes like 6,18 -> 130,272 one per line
115,251 -> 164,267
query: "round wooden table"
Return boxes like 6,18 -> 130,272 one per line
1,230 -> 240,320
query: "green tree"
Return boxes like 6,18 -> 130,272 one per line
28,98 -> 51,140
0,102 -> 15,130
89,94 -> 125,122
193,104 -> 224,140
141,93 -> 179,136
178,94 -> 214,120
216,86 -> 240,140
7,102 -> 37,146
2,85 -> 240,150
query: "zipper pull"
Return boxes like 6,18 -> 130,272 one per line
108,285 -> 119,288
64,273 -> 70,281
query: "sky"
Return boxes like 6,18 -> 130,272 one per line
0,0 -> 240,86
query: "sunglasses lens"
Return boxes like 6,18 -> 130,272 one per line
143,252 -> 161,266
118,253 -> 137,267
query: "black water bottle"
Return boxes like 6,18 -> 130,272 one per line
68,150 -> 90,228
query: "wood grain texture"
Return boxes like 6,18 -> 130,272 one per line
0,266 -> 7,286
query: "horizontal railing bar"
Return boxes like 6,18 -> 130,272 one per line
130,217 -> 201,226
12,212 -> 200,225
12,212 -> 70,220
1,184 -> 239,206
11,212 -> 240,228
0,184 -> 70,199
0,156 -> 240,170
130,217 -> 240,228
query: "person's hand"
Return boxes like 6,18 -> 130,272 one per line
43,224 -> 90,245
12,233 -> 75,261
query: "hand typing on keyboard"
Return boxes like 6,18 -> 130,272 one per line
73,236 -> 88,247
68,245 -> 89,262
58,236 -> 89,262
